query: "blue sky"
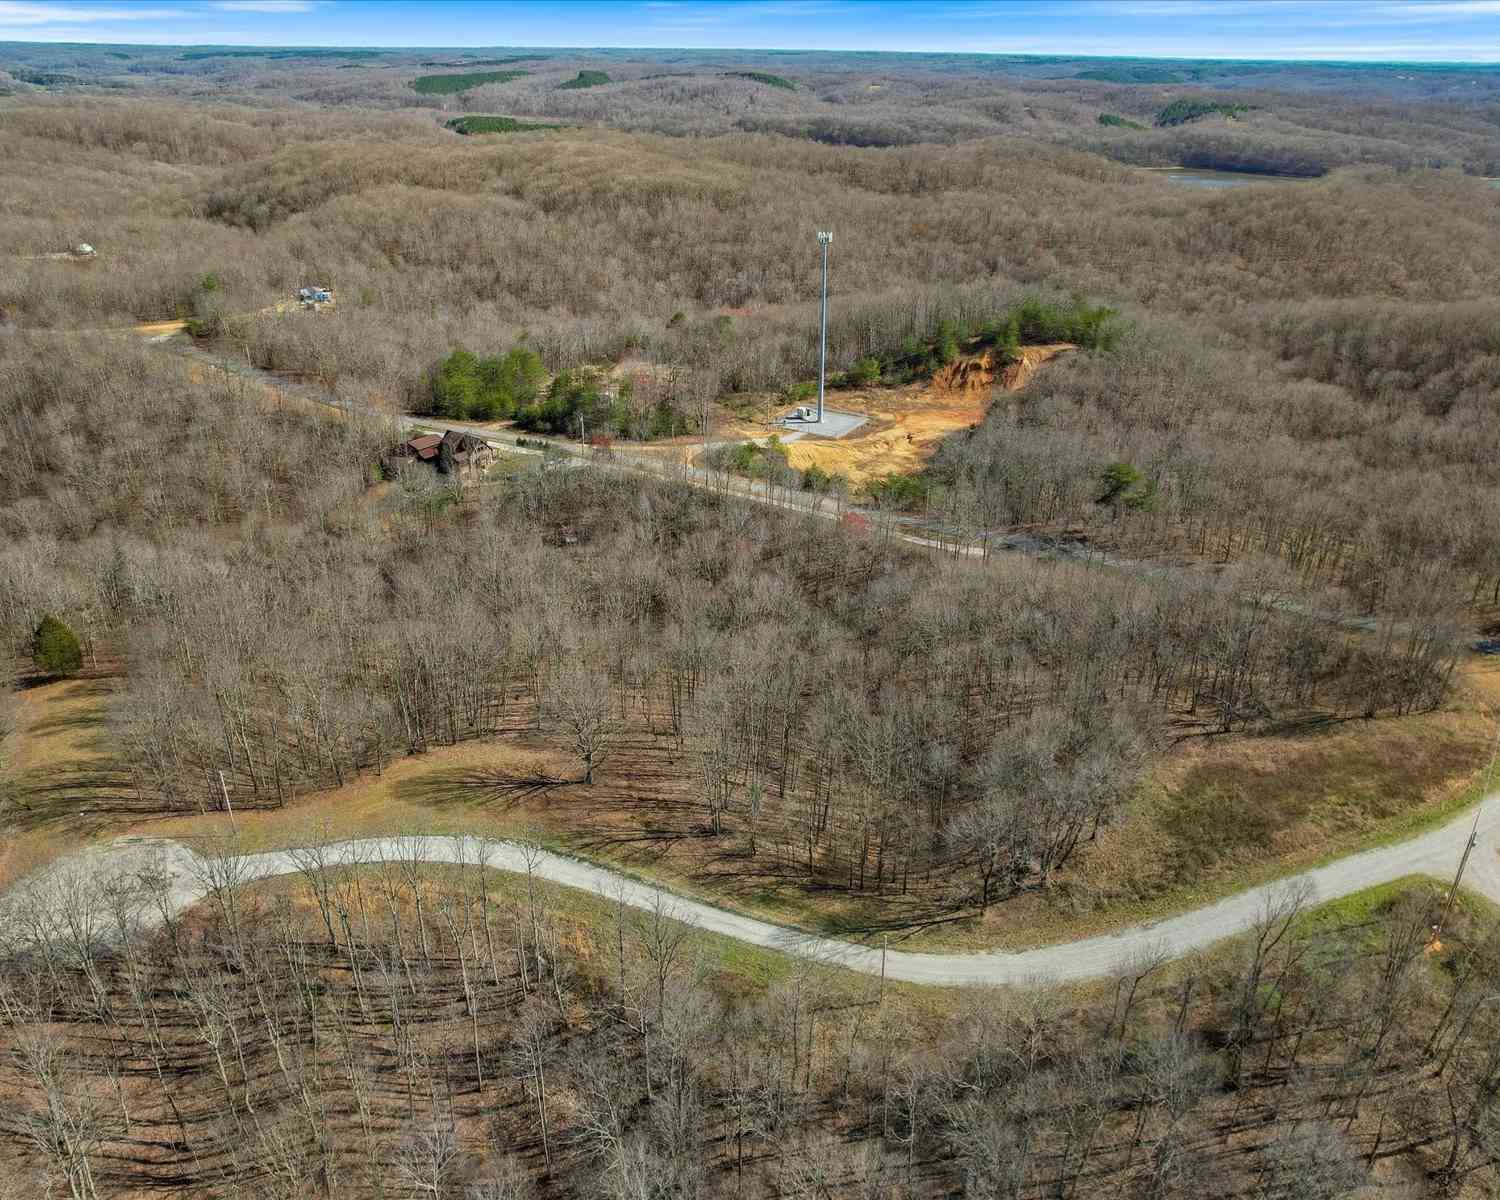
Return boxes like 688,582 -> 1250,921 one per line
1,0 -> 1498,62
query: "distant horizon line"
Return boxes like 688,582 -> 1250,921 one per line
5,40 -> 1500,68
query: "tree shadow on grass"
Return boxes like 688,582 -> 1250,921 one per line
1171,710 -> 1355,746
22,707 -> 116,745
394,767 -> 984,942
16,670 -> 117,694
1255,712 -> 1355,738
393,767 -> 573,812
597,828 -> 985,940
4,765 -> 152,837
571,827 -> 698,867
4,674 -> 147,837
807,902 -> 989,942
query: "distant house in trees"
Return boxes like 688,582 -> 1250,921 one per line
385,429 -> 497,479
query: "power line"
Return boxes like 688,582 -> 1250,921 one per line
1435,720 -> 1500,942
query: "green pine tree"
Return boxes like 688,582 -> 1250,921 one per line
936,319 -> 960,365
31,615 -> 82,678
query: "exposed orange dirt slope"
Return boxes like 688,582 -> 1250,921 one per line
782,343 -> 1074,484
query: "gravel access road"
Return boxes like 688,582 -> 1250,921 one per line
5,794 -> 1496,985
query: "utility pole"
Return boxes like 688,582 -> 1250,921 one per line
1435,723 -> 1500,942
218,769 -> 237,834
702,391 -> 713,488
1437,807 -> 1481,940
816,230 -> 832,424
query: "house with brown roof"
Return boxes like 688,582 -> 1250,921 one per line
400,433 -> 443,462
385,430 -> 497,480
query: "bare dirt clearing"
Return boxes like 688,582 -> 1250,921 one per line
781,343 -> 1074,484
132,318 -> 187,337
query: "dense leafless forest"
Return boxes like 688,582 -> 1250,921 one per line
6,850 -> 1500,1199
5,41 -> 1500,168
2,38 -> 1500,1199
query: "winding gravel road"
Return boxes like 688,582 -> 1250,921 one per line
5,333 -> 1474,982
5,793 -> 1497,985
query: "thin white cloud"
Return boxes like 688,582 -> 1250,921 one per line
211,0 -> 316,11
0,1 -> 186,22
1377,0 -> 1500,13
649,15 -> 734,28
0,24 -> 274,41
1110,1 -> 1280,14
739,1 -> 846,11
645,0 -> 845,19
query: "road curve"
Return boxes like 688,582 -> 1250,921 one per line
4,794 -> 1498,985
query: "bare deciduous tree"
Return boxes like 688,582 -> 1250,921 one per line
545,661 -> 618,785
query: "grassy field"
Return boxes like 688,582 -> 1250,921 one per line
0,667 -> 133,890
726,71 -> 796,89
412,70 -> 528,95
991,663 -> 1500,948
558,70 -> 610,90
446,115 -> 560,134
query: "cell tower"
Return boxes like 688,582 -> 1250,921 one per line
816,230 -> 832,424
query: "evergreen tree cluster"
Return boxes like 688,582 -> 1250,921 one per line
831,296 -> 1121,389
31,614 -> 82,678
429,346 -> 546,421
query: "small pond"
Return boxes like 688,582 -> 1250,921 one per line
1157,168 -> 1319,189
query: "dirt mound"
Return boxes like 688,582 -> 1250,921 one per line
1000,343 -> 1076,391
932,350 -> 1000,396
933,343 -> 1077,397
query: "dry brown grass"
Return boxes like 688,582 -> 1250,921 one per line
1105,706 -> 1488,885
133,737 -> 580,851
0,668 -> 126,890
115,662 -> 1499,954
972,658 -> 1500,948
8,653 -> 1496,956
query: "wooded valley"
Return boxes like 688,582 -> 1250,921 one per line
2,39 -> 1500,1200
